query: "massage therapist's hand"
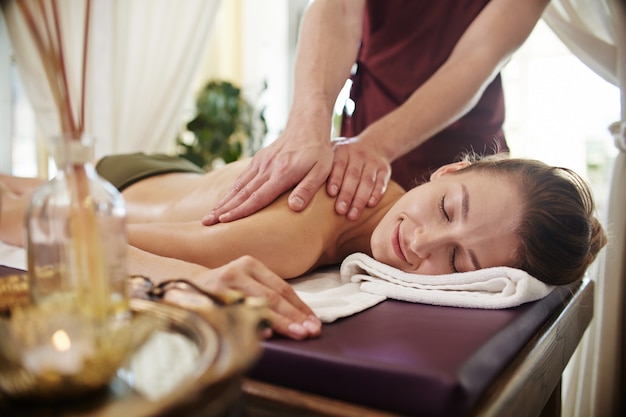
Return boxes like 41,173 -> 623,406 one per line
193,256 -> 322,340
202,131 -> 391,224
203,127 -> 334,225
329,136 -> 391,221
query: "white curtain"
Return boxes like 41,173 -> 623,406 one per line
543,1 -> 625,416
1,0 -> 222,159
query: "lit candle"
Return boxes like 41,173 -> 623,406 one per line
22,329 -> 95,376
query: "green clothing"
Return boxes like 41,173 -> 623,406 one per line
95,153 -> 205,191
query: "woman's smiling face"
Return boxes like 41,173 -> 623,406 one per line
370,163 -> 523,275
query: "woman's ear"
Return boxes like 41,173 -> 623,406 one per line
429,161 -> 471,181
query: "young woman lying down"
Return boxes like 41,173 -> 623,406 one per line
0,153 -> 607,340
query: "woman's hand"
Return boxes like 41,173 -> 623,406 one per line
187,256 -> 322,340
129,247 -> 322,340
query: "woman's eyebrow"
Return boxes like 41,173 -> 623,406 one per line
462,183 -> 481,270
462,183 -> 469,220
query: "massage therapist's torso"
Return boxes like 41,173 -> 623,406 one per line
123,158 -> 405,277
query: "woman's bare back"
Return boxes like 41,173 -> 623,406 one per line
122,159 -> 249,224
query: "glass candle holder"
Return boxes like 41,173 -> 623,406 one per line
0,303 -> 158,400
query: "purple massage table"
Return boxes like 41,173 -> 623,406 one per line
243,278 -> 594,417
0,265 -> 593,417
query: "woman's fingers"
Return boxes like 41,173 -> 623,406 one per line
197,256 -> 322,340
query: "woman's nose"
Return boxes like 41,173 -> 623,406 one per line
409,226 -> 446,259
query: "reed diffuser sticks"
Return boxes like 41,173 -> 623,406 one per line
16,0 -> 91,137
17,0 -> 111,321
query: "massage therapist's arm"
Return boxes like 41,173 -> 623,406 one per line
204,0 -> 366,225
127,245 -> 321,340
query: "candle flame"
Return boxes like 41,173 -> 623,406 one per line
51,330 -> 72,352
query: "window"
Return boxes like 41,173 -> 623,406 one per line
502,20 -> 620,217
0,12 -> 38,178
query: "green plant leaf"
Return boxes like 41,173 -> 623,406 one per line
177,79 -> 267,169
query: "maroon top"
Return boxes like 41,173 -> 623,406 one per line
341,0 -> 507,190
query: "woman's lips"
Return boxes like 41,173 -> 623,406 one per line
392,221 -> 408,263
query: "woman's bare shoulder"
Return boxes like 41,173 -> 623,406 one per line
381,181 -> 405,204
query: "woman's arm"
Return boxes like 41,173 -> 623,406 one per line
128,190 -> 341,279
127,245 -> 322,340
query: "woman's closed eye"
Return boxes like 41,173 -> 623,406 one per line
439,195 -> 460,272
439,195 -> 450,222
450,247 -> 459,273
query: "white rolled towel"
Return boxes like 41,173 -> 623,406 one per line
341,252 -> 554,310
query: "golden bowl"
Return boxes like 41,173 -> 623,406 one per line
0,296 -> 268,417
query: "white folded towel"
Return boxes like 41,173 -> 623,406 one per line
291,268 -> 385,323
0,241 -> 26,270
293,253 -> 554,323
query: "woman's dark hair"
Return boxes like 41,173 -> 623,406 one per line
459,153 -> 607,285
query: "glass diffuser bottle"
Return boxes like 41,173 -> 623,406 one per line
25,135 -> 129,322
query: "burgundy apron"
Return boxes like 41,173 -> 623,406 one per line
341,0 -> 507,190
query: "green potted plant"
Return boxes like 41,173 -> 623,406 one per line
177,80 -> 267,170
